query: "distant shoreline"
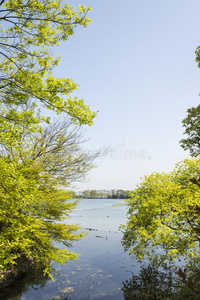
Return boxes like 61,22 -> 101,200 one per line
76,197 -> 129,200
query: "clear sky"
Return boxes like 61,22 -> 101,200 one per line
52,0 -> 200,191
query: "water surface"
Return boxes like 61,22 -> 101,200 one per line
1,199 -> 144,300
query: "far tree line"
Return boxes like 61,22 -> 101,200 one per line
75,189 -> 132,199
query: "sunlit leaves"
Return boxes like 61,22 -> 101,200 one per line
0,0 -> 96,126
0,155 -> 84,276
122,158 -> 200,266
0,117 -> 100,277
0,0 -> 96,279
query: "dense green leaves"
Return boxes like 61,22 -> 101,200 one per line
0,0 -> 98,280
0,0 -> 96,127
0,123 -> 95,277
180,105 -> 200,157
122,158 -> 200,267
179,46 -> 200,157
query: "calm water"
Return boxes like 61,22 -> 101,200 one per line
1,199 -> 145,300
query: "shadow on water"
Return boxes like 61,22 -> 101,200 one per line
121,262 -> 200,300
2,200 -> 200,300
2,260 -> 200,300
0,267 -> 49,300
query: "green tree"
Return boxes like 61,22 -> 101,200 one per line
0,0 -> 96,131
122,158 -> 200,267
82,190 -> 90,198
180,105 -> 200,157
0,0 -> 98,282
0,155 -> 82,278
179,46 -> 200,157
89,190 -> 98,198
0,118 -> 100,278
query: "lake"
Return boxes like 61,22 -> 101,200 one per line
1,199 -> 146,300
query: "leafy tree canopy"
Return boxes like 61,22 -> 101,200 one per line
0,0 -> 99,280
122,158 -> 200,267
180,105 -> 200,157
179,47 -> 200,157
0,0 -> 96,128
0,154 -> 83,277
0,118 -> 100,277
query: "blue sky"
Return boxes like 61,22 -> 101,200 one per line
52,0 -> 200,191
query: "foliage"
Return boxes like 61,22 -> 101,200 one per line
122,158 -> 200,267
109,189 -> 131,199
0,118 -> 101,276
1,117 -> 100,185
80,189 -> 131,199
0,0 -> 99,280
180,105 -> 200,157
179,46 -> 200,157
0,0 -> 96,128
0,157 -> 82,276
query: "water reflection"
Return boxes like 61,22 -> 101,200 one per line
52,296 -> 71,300
3,200 -> 200,300
2,262 -> 200,300
121,262 -> 200,299
0,267 -> 49,300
